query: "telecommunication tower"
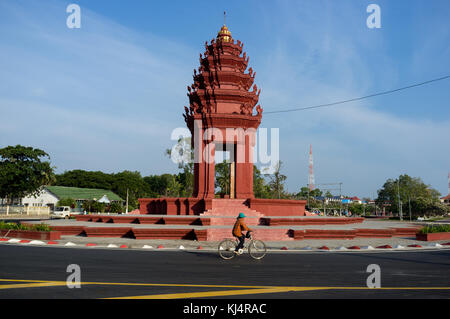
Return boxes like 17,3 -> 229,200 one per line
308,145 -> 315,191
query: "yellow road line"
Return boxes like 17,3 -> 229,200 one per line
107,287 -> 329,299
109,286 -> 450,299
0,282 -> 69,290
0,278 -> 448,299
0,278 -> 272,289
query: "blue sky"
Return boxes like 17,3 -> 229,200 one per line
0,0 -> 449,198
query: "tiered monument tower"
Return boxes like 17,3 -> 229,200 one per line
184,24 -> 262,200
139,24 -> 306,218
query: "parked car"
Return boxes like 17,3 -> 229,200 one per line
51,206 -> 80,219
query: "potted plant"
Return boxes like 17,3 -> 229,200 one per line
416,224 -> 450,241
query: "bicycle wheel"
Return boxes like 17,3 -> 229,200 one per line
248,240 -> 266,260
218,239 -> 237,260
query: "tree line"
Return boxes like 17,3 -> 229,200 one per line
1,145 -> 448,217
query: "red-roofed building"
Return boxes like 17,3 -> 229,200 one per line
350,196 -> 362,204
440,194 -> 450,205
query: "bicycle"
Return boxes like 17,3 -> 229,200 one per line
218,232 -> 267,260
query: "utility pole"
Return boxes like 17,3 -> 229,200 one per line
448,172 -> 450,196
397,179 -> 403,221
408,195 -> 412,222
125,188 -> 129,214
307,184 -> 311,211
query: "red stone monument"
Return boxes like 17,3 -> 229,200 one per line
139,24 -> 306,219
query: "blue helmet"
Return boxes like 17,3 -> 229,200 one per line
238,212 -> 246,219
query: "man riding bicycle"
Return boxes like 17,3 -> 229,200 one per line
232,212 -> 252,254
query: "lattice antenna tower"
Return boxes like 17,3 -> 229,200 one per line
308,144 -> 315,191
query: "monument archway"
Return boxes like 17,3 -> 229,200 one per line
139,24 -> 306,217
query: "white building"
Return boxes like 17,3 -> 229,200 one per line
21,188 -> 59,209
19,186 -> 123,211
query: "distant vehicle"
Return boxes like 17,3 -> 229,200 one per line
51,206 -> 80,219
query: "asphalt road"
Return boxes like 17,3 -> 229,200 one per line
0,245 -> 449,300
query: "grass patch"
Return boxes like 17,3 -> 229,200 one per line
0,221 -> 52,232
419,224 -> 450,234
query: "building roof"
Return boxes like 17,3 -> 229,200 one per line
45,186 -> 123,202
441,194 -> 450,200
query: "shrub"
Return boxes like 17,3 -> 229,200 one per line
109,202 -> 123,214
30,223 -> 53,232
419,224 -> 450,234
57,198 -> 76,208
0,221 -> 52,232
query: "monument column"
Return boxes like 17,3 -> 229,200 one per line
235,132 -> 255,199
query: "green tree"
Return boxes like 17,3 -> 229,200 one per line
55,170 -> 113,189
109,202 -> 123,214
376,174 -> 444,217
82,200 -> 105,213
296,187 -> 309,199
324,191 -> 333,198
56,198 -> 76,208
215,160 -> 231,196
165,137 -> 193,197
310,188 -> 323,198
0,145 -> 55,203
143,174 -> 170,197
91,201 -> 105,213
296,187 -> 322,199
165,174 -> 182,197
267,161 -> 288,199
253,165 -> 271,198
111,171 -> 146,210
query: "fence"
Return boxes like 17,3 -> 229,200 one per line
0,205 -> 50,216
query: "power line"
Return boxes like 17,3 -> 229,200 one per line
264,75 -> 450,114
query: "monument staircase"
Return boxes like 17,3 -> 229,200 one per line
38,208 -> 421,242
200,199 -> 292,241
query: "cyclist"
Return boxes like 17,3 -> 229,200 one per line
232,212 -> 252,254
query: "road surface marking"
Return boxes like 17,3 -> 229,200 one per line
106,287 -> 329,299
0,278 -> 448,298
0,282 -> 68,289
0,278 -> 271,289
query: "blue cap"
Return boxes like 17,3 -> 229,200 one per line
238,212 -> 246,218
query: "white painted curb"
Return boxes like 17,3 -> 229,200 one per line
1,236 -> 449,252
427,243 -> 443,248
65,242 -> 77,246
28,240 -> 45,245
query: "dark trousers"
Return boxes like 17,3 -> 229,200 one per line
235,235 -> 245,251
